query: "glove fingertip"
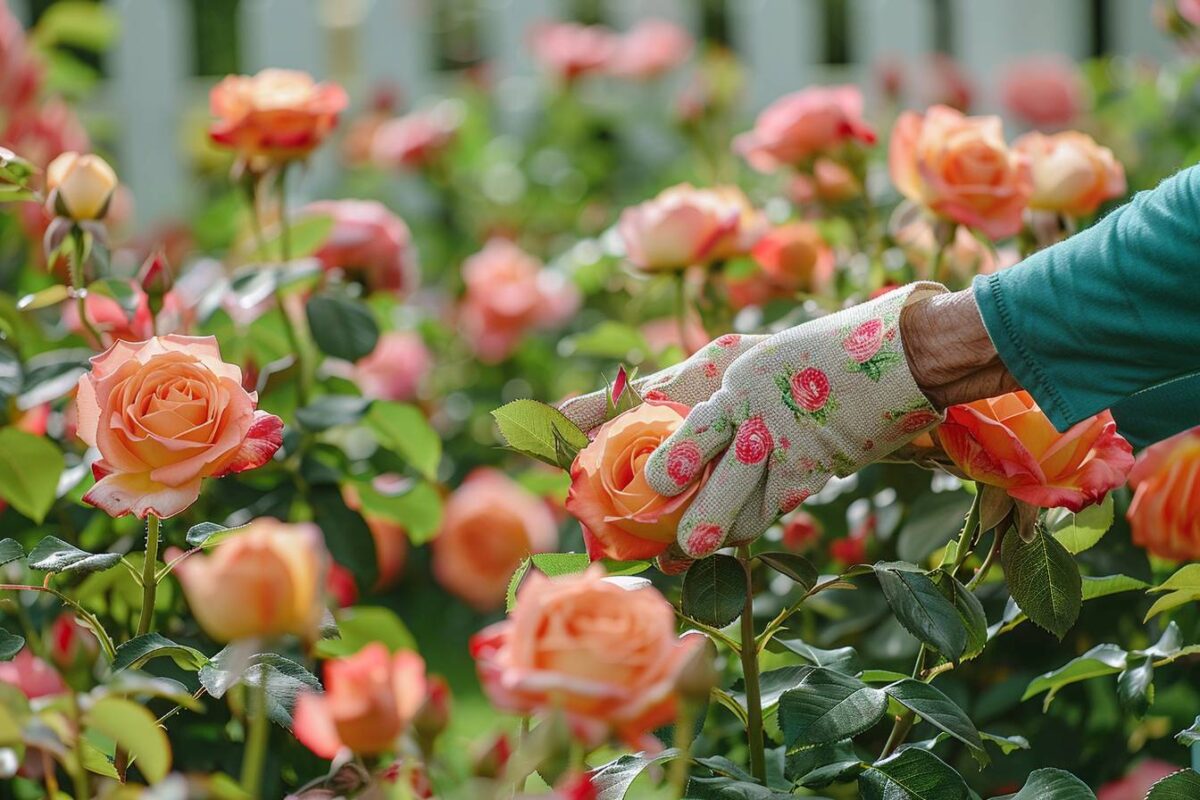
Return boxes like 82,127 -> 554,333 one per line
677,518 -> 728,560
644,440 -> 701,498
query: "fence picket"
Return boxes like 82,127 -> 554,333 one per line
729,0 -> 824,111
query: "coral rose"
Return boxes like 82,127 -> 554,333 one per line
1126,424 -> 1200,560
45,151 -> 117,221
353,331 -> 432,402
75,335 -> 283,519
304,200 -> 418,296
733,85 -> 876,173
608,19 -> 693,80
470,567 -> 705,749
295,643 -> 426,759
432,468 -> 558,610
750,221 -> 835,295
1000,57 -> 1084,129
209,68 -> 347,161
0,649 -> 66,699
459,238 -> 579,363
174,518 -> 327,642
937,391 -> 1134,512
566,401 -> 710,561
370,101 -> 462,170
529,21 -> 618,82
1014,131 -> 1126,217
618,184 -> 765,271
889,105 -> 1033,239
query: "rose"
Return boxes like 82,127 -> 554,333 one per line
889,206 -> 1017,279
174,518 -> 327,642
781,511 -> 822,552
459,238 -> 579,363
788,158 -> 860,205
370,101 -> 462,170
353,331 -> 432,402
790,367 -> 830,412
1096,760 -> 1184,800
733,85 -> 876,173
1126,424 -> 1200,560
343,477 -> 410,590
294,643 -> 427,758
749,222 -> 834,294
303,200 -> 419,295
936,391 -> 1134,511
843,319 -> 884,363
49,614 -> 98,669
470,567 -> 706,750
1000,57 -> 1084,129
529,22 -> 618,82
1014,131 -> 1126,217
889,105 -> 1033,239
0,649 -> 66,699
432,468 -> 558,610
208,68 -> 347,161
618,184 -> 765,271
75,335 -> 283,519
45,151 -> 117,221
566,401 -> 711,561
608,19 -> 692,80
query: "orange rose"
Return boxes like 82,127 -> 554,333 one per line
294,643 -> 427,759
209,68 -> 347,162
618,184 -> 765,272
174,518 -> 327,642
889,105 -> 1033,239
733,85 -> 876,173
937,391 -> 1133,511
1014,131 -> 1126,217
432,469 -> 558,610
75,335 -> 283,519
1126,425 -> 1200,560
470,567 -> 705,750
566,401 -> 710,561
750,221 -> 835,294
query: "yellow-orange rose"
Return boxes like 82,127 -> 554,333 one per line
75,335 -> 283,519
209,68 -> 347,161
174,518 -> 327,642
294,643 -> 426,759
1126,425 -> 1200,560
1014,131 -> 1126,217
45,151 -> 117,221
470,567 -> 705,750
566,401 -> 709,562
889,105 -> 1033,239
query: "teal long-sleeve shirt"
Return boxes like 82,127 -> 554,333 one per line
972,165 -> 1200,450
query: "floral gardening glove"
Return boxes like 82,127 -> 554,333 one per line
644,282 -> 948,560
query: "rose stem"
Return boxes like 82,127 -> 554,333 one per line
240,663 -> 270,795
737,545 -> 767,783
275,162 -> 312,407
68,225 -> 103,349
668,701 -> 696,797
135,514 -> 161,637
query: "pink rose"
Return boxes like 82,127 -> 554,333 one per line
889,105 -> 1033,239
1000,57 -> 1084,129
304,199 -> 418,296
843,319 -> 884,363
618,184 -> 765,271
788,158 -> 861,205
1014,131 -> 1126,217
608,19 -> 692,80
791,367 -> 830,412
370,101 -> 461,170
75,335 -> 283,519
733,86 -> 876,173
1182,0 -> 1200,25
529,21 -> 619,82
354,331 -> 432,402
0,649 -> 66,699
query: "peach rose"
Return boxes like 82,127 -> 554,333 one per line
304,200 -> 418,296
567,401 -> 710,561
529,21 -> 618,82
1000,57 -> 1084,129
0,649 -> 66,699
1126,425 -> 1200,560
1014,131 -> 1126,217
370,101 -> 462,170
354,332 -> 432,402
45,151 -> 117,221
63,279 -> 153,346
432,468 -> 558,610
174,518 -> 327,642
618,184 -> 765,272
75,335 -> 283,519
294,643 -> 427,759
209,68 -> 347,161
889,105 -> 1033,239
608,19 -> 693,80
937,391 -> 1134,512
733,86 -> 876,173
459,238 -> 579,363
470,567 -> 705,749
751,222 -> 835,294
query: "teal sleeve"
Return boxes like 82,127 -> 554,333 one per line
972,165 -> 1200,449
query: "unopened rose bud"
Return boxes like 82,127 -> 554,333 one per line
413,674 -> 452,751
137,250 -> 173,296
45,152 -> 118,222
471,733 -> 511,779
675,636 -> 719,703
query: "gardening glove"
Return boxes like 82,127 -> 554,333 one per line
644,282 -> 948,560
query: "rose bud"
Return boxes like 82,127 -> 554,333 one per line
471,733 -> 512,780
413,675 -> 452,753
781,511 -> 822,553
674,637 -> 719,704
45,151 -> 118,221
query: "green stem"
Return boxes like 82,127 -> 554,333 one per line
880,645 -> 927,759
965,530 -> 1003,591
240,666 -> 270,795
274,163 -> 311,407
737,545 -> 766,783
668,702 -> 696,798
756,576 -> 848,653
136,515 -> 160,637
0,584 -> 116,661
69,226 -> 103,349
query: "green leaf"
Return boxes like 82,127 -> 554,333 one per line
19,349 -> 90,408
1117,654 -> 1153,718
1082,574 -> 1150,600
295,394 -> 372,431
931,571 -> 988,660
352,479 -> 442,544
83,697 -> 171,784
1175,716 -> 1200,746
1145,564 -> 1200,622
1021,643 -> 1128,709
566,321 -> 649,361
1046,495 -> 1113,555
733,666 -> 813,713
310,486 -> 378,590
368,401 -> 441,481
860,748 -> 968,800
686,776 -> 796,799
1146,771 -> 1200,800
979,732 -> 1030,755
757,552 -> 817,593
532,552 -> 592,577
681,554 -> 747,628
779,667 -> 887,747
1001,527 -> 1082,639
0,626 -> 25,660
17,284 -> 71,311
306,293 -> 380,362
33,1 -> 120,51
589,749 -> 680,800
774,640 -> 861,674
198,650 -> 320,729
874,563 -> 966,661
246,213 -> 334,262
314,606 -> 415,659
185,521 -> 236,548
492,399 -> 590,469
1002,767 -> 1096,799
506,557 -> 531,612
0,427 -> 64,522
111,634 -> 207,672
884,679 -> 987,765
0,538 -> 24,567
897,490 -> 974,563
27,536 -> 121,574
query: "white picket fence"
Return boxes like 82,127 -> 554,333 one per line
8,0 -> 1178,227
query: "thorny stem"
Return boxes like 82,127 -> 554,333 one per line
737,545 -> 766,783
0,584 -> 116,661
136,515 -> 161,637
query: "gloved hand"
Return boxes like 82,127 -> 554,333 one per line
637,282 -> 948,561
